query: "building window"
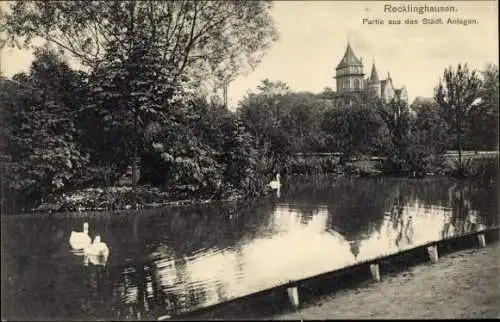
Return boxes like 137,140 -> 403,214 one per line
354,79 -> 360,90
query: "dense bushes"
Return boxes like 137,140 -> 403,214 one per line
285,155 -> 339,175
444,156 -> 499,180
1,50 -> 271,213
140,99 -> 269,200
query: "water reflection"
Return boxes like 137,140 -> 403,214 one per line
1,176 -> 497,320
83,253 -> 109,267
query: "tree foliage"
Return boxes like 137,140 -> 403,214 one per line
140,99 -> 267,198
85,36 -> 184,188
237,80 -> 292,164
1,0 -> 278,193
465,64 -> 499,150
322,100 -> 385,163
237,80 -> 336,175
435,63 -> 482,168
1,0 -> 278,90
375,98 -> 413,171
3,48 -> 89,209
407,101 -> 449,174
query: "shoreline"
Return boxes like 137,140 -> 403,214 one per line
183,239 -> 500,320
274,241 -> 500,320
4,174 -> 492,217
3,153 -> 496,216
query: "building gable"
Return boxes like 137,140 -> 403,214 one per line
334,42 -> 406,102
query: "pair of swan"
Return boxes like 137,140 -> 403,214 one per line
69,222 -> 109,258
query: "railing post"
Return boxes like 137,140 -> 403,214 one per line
477,233 -> 486,248
427,244 -> 439,263
369,263 -> 381,282
286,286 -> 300,308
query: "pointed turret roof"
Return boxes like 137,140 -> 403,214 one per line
336,43 -> 363,70
369,63 -> 380,82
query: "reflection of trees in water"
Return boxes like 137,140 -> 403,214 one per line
446,179 -> 497,235
109,212 -> 176,320
110,258 -> 183,319
398,177 -> 455,207
297,205 -> 315,225
446,180 -> 492,224
282,175 -> 496,259
136,200 -> 276,259
394,212 -> 414,248
106,176 -> 497,319
271,204 -> 328,233
356,177 -> 496,251
105,200 -> 277,320
112,246 -> 235,319
283,176 -> 453,239
281,174 -> 340,204
110,213 -> 148,320
283,175 -> 456,208
173,257 -> 205,315
280,176 -> 444,256
325,177 -> 398,242
385,200 -> 418,249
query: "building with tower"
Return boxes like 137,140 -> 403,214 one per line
334,42 -> 407,103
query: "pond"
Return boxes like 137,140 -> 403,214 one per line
1,175 -> 498,320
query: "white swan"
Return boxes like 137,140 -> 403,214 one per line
268,173 -> 281,189
85,235 -> 109,257
69,222 -> 91,250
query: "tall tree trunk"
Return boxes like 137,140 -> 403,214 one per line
132,146 -> 138,190
132,107 -> 139,193
457,120 -> 463,170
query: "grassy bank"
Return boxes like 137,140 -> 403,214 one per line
25,185 -> 253,214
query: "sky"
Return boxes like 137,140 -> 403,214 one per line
1,1 -> 498,110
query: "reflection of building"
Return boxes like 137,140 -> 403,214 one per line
349,240 -> 361,259
334,42 -> 408,103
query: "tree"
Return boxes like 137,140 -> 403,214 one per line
435,63 -> 482,169
87,37 -> 182,189
256,79 -> 291,97
1,1 -> 278,92
375,98 -> 413,171
237,81 -> 290,175
278,92 -> 329,153
319,87 -> 336,100
407,101 -> 449,175
237,79 -> 291,147
466,64 -> 499,151
3,48 -> 88,209
321,102 -> 385,163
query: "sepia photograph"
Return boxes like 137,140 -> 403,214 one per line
1,0 -> 498,320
